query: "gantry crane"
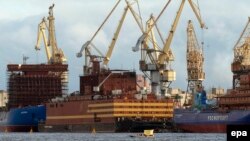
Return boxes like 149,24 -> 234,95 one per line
35,4 -> 67,64
232,17 -> 250,89
184,20 -> 205,106
133,0 -> 206,96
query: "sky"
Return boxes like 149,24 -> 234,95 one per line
0,0 -> 249,93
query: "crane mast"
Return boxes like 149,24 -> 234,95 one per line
186,20 -> 204,82
232,17 -> 250,89
185,20 -> 205,106
125,0 -> 144,33
35,4 -> 67,64
133,0 -> 206,96
158,0 -> 206,65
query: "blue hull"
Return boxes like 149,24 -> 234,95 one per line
174,109 -> 250,132
0,105 -> 46,132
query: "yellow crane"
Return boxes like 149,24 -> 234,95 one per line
186,20 -> 204,82
103,6 -> 129,66
35,4 -> 66,64
133,0 -> 206,96
232,17 -> 250,88
186,20 -> 205,85
77,0 -> 144,75
184,20 -> 205,106
158,0 -> 206,66
76,0 -> 122,74
233,17 -> 250,66
35,18 -> 51,62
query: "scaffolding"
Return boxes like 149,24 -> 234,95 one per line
7,64 -> 68,109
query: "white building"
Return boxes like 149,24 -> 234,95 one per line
0,90 -> 8,107
168,88 -> 192,108
207,88 -> 225,99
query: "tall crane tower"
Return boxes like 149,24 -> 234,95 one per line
232,17 -> 250,89
133,0 -> 206,96
185,20 -> 205,105
35,4 -> 67,64
34,4 -> 68,91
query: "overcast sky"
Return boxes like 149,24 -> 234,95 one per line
0,0 -> 249,93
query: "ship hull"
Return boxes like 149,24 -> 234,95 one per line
41,96 -> 173,133
0,105 -> 46,132
39,118 -> 171,133
176,123 -> 226,133
0,125 -> 38,132
174,109 -> 250,133
39,123 -> 116,133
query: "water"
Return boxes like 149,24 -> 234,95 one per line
0,133 -> 226,141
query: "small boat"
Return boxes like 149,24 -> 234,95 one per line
129,129 -> 154,138
143,129 -> 154,137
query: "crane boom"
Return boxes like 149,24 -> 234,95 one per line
103,6 -> 129,66
158,0 -> 186,64
158,0 -> 205,65
125,0 -> 144,32
233,17 -> 250,65
187,0 -> 206,29
35,18 -> 51,62
144,15 -> 160,60
35,4 -> 67,64
83,0 -> 121,53
132,0 -> 172,52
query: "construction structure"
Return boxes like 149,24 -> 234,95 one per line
7,4 -> 68,109
184,20 -> 205,106
76,0 -> 151,93
7,64 -> 67,109
218,17 -> 250,110
174,18 -> 250,133
133,0 -> 206,96
231,17 -> 250,89
39,1 -> 174,133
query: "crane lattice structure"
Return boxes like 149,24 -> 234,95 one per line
232,17 -> 250,89
133,0 -> 206,96
35,4 -> 67,64
185,20 -> 205,106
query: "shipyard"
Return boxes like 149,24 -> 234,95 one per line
0,0 -> 250,140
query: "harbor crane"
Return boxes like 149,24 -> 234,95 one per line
35,4 -> 67,64
77,0 -> 145,75
133,0 -> 206,96
184,20 -> 205,106
232,17 -> 250,88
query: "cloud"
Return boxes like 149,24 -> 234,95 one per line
0,0 -> 250,93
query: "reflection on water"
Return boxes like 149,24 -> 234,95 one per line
0,133 -> 226,141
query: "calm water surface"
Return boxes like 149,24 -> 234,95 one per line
0,133 -> 226,141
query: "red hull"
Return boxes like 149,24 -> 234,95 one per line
176,124 -> 226,133
0,125 -> 37,132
